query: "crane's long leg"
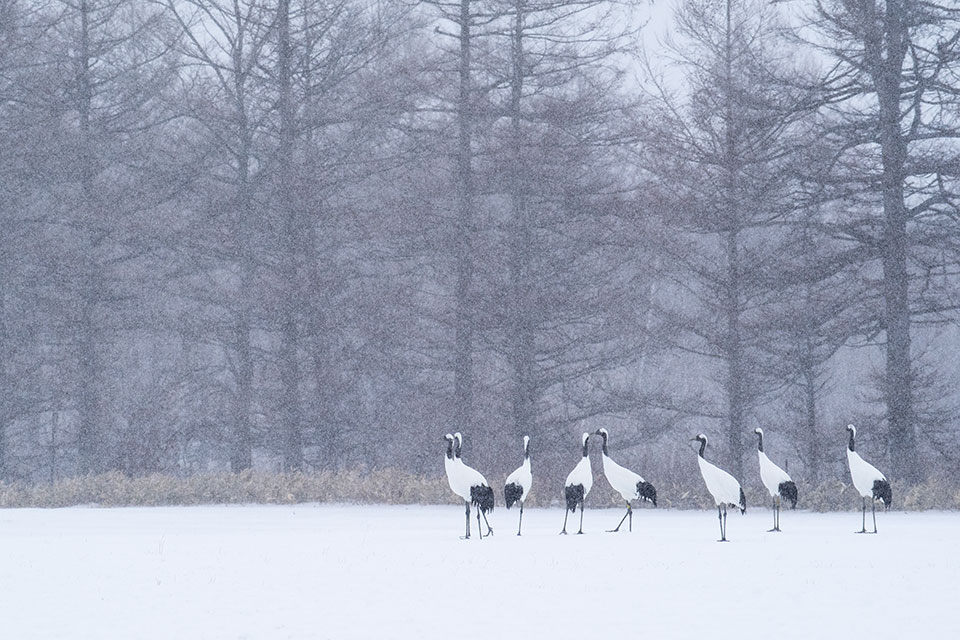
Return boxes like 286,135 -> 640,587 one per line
857,497 -> 867,533
561,508 -> 570,535
608,503 -> 630,533
629,503 -> 633,532
770,496 -> 781,532
871,499 -> 878,534
480,509 -> 493,536
517,502 -> 523,536
577,501 -> 585,534
462,502 -> 471,539
717,505 -> 725,542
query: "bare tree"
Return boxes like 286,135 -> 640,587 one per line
163,0 -> 276,471
802,0 -> 960,482
640,0 -> 817,478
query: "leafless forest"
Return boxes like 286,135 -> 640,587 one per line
1,0 -> 959,496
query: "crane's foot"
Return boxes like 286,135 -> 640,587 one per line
767,527 -> 781,532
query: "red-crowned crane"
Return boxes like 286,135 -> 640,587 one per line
442,433 -> 472,538
561,433 -> 593,535
692,434 -> 745,542
595,428 -> 656,532
444,433 -> 494,539
845,424 -> 892,534
504,435 -> 532,536
754,428 -> 797,532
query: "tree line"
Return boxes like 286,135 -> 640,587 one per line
0,0 -> 958,491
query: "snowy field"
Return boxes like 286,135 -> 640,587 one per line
2,504 -> 958,640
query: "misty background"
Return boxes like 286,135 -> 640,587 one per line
1,0 -> 958,498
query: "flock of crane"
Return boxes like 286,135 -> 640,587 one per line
443,424 -> 893,541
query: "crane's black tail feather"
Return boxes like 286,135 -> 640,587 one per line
873,480 -> 892,508
637,481 -> 657,507
471,485 -> 495,514
565,484 -> 585,512
504,482 -> 523,509
738,487 -> 747,514
779,480 -> 798,509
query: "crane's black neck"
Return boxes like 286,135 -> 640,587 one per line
847,430 -> 855,452
446,439 -> 454,460
698,439 -> 706,458
524,439 -> 530,461
582,439 -> 589,457
454,440 -> 462,459
599,432 -> 609,456
756,432 -> 764,452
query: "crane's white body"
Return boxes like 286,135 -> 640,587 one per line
697,455 -> 743,507
504,436 -> 532,535
561,433 -> 593,534
455,456 -> 490,495
505,457 -> 531,498
565,456 -> 593,498
847,448 -> 886,498
758,450 -> 792,498
504,436 -> 532,503
445,448 -> 481,502
601,453 -> 646,502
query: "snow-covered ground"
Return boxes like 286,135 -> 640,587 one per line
2,504 -> 957,639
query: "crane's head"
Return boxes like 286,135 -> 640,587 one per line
594,428 -> 609,439
581,432 -> 591,446
846,424 -> 856,437
754,427 -> 764,436
691,433 -> 707,456
444,433 -> 455,458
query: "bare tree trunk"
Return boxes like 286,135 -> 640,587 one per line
802,351 -> 820,485
724,230 -> 745,481
76,0 -> 104,475
868,0 -> 918,482
508,2 -> 535,442
276,0 -> 303,471
454,0 -> 475,432
722,0 -> 744,480
231,58 -> 255,473
0,281 -> 8,480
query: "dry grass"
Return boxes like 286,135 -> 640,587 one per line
0,470 -> 450,508
0,471 -> 957,510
